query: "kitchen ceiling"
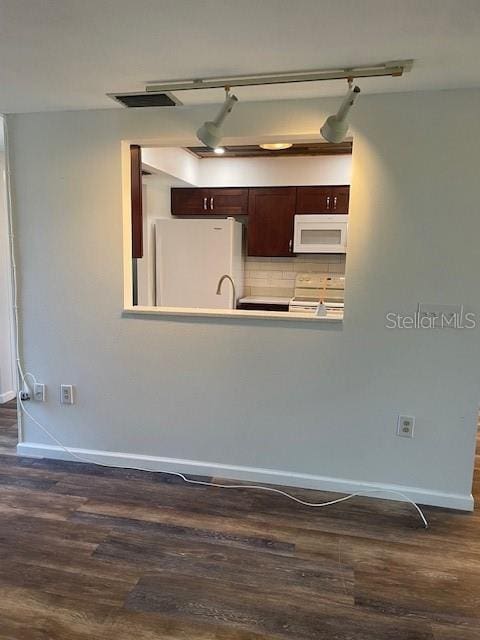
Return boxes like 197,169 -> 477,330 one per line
0,0 -> 479,113
186,142 -> 353,158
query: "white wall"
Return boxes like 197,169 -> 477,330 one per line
8,91 -> 480,510
142,147 -> 198,185
142,146 -> 352,187
0,119 -> 15,403
197,154 -> 351,187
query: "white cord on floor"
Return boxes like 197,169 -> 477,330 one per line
4,118 -> 428,530
18,395 -> 428,528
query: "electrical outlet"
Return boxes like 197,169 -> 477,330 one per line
60,384 -> 74,405
33,383 -> 46,402
397,415 -> 415,438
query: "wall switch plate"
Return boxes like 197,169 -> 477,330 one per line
417,303 -> 463,328
33,383 -> 46,402
397,415 -> 415,438
60,384 -> 74,405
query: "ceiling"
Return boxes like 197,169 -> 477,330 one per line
186,142 -> 352,158
0,0 -> 479,114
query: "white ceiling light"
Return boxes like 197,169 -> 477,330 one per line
196,87 -> 238,148
259,143 -> 293,150
320,81 -> 361,143
213,147 -> 225,154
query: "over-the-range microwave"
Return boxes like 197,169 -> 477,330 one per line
293,214 -> 348,253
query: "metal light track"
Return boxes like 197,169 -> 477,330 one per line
145,60 -> 413,93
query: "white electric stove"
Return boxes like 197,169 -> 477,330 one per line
288,272 -> 345,316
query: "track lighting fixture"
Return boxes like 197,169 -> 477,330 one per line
110,61 -> 410,108
196,87 -> 238,149
320,81 -> 360,143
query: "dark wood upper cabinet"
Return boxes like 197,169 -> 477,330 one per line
330,186 -> 350,214
171,188 -> 248,215
170,184 -> 349,257
296,186 -> 330,213
247,187 -> 296,257
208,188 -> 249,215
171,188 -> 211,215
296,185 -> 350,214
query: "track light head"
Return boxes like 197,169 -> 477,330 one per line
320,115 -> 349,144
196,88 -> 238,148
196,122 -> 223,149
320,84 -> 360,143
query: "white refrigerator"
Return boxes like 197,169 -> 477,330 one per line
155,218 -> 244,309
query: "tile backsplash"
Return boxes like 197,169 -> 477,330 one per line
244,255 -> 346,297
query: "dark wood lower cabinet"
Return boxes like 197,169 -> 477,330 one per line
237,302 -> 289,312
247,187 -> 296,257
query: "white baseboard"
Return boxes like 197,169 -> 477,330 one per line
16,441 -> 474,512
0,390 -> 16,403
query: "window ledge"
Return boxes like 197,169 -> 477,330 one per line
123,306 -> 343,323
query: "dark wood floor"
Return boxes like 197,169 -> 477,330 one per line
0,400 -> 479,639
0,397 -> 18,455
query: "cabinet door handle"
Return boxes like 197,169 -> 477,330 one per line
210,197 -> 214,210
289,239 -> 293,252
333,196 -> 337,210
326,196 -> 330,210
203,197 -> 207,210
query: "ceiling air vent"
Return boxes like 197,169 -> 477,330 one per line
108,91 -> 182,108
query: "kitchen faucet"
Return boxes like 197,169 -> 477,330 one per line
216,274 -> 236,309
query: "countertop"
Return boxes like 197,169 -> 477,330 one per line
124,305 -> 342,323
238,296 -> 291,305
